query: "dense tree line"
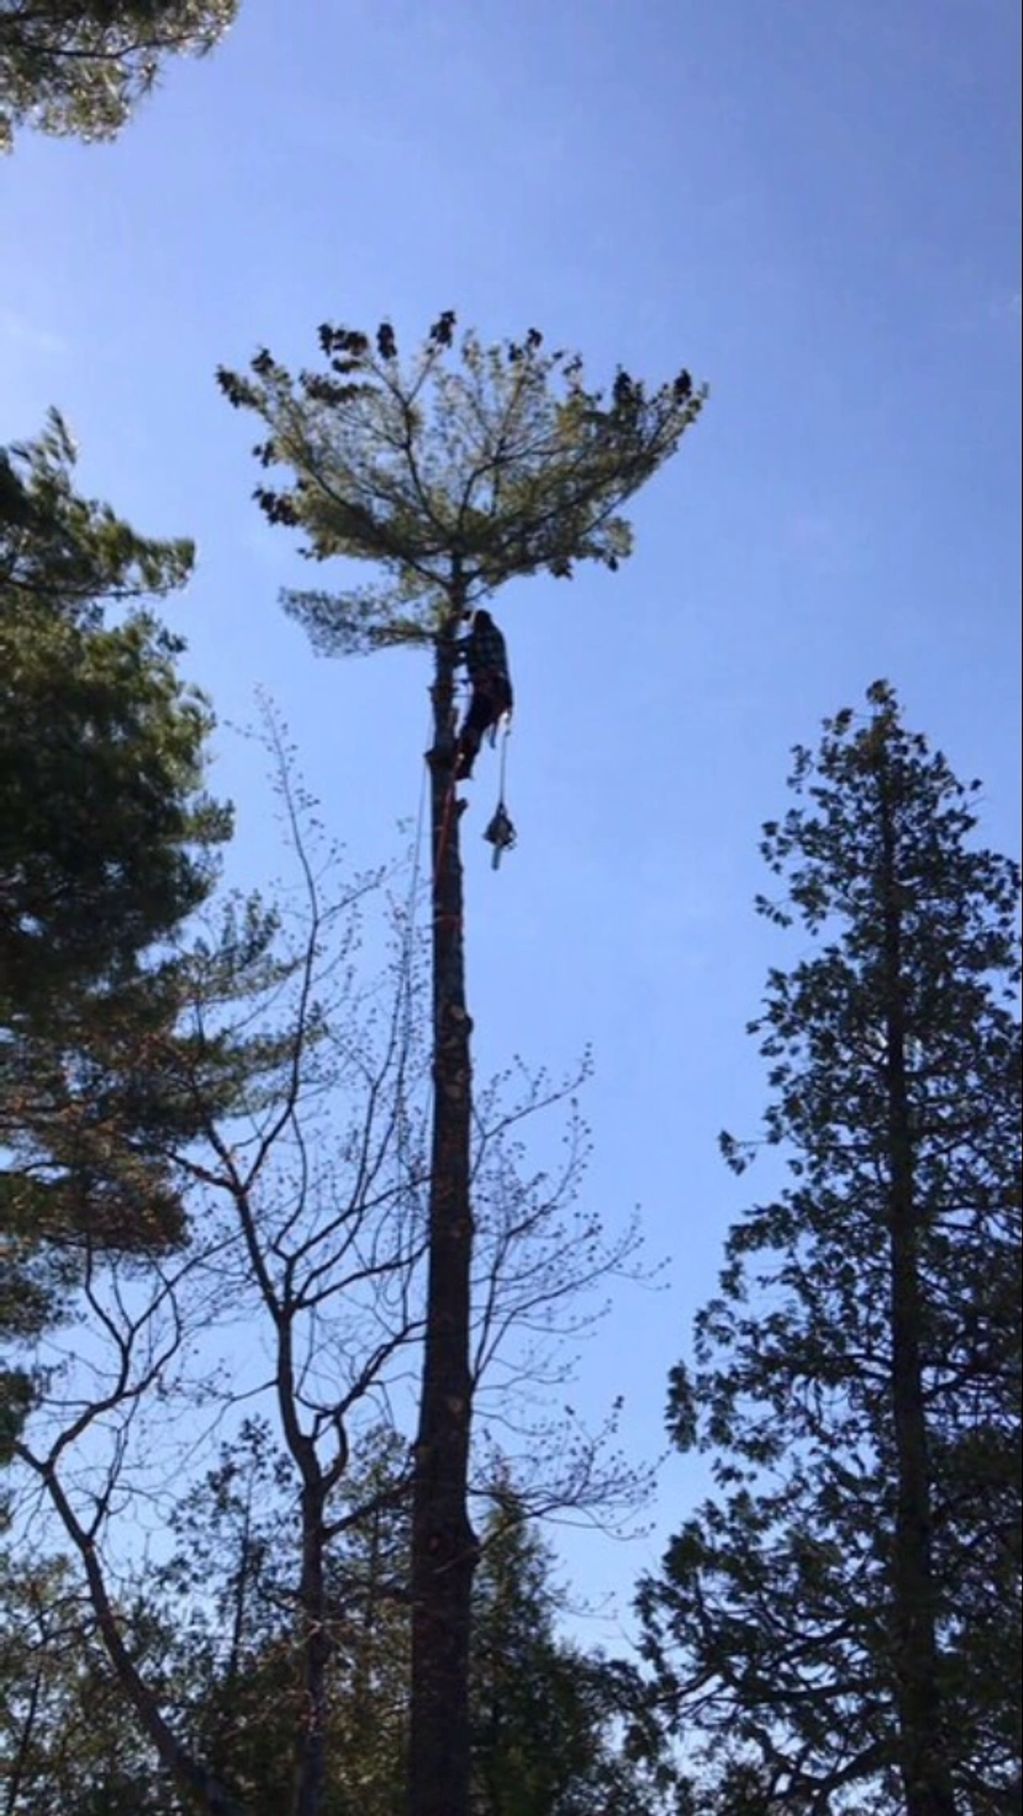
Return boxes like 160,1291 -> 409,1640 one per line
3,1431 -> 673,1811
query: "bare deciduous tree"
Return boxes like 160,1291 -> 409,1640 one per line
8,725 -> 656,1815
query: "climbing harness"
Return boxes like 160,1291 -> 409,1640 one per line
435,689 -> 516,885
482,716 -> 516,870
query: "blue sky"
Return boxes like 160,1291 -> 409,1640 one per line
3,0 -> 1020,1636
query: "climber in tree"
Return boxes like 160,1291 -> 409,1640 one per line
455,608 -> 513,781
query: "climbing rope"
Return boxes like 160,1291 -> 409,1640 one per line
392,727 -> 430,1212
407,721 -> 429,916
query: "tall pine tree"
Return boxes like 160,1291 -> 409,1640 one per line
1,413 -> 234,1451
640,683 -> 1021,1815
219,310 -> 703,1816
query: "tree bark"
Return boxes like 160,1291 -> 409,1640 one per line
408,587 -> 478,1816
293,1476 -> 331,1816
878,762 -> 957,1816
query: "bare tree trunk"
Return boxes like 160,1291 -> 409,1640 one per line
878,766 -> 957,1816
408,588 -> 478,1816
293,1476 -> 331,1816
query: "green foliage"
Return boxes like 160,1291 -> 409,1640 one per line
0,1557 -> 179,1813
155,1424 -> 414,1815
470,1501 -> 675,1814
0,0 -> 238,151
1,416 -> 224,992
639,684 -> 1022,1812
217,312 -> 704,653
1,414 -> 235,1441
2,1432 -> 674,1813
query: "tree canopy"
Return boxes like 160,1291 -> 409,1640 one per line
217,312 -> 704,652
0,0 -> 238,151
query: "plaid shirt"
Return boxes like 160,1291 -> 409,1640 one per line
459,620 -> 509,685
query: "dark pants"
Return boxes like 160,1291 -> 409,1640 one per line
456,675 -> 512,778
